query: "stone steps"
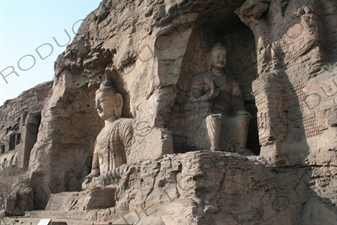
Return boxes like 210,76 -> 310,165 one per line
5,210 -> 112,225
3,215 -> 111,225
26,210 -> 87,221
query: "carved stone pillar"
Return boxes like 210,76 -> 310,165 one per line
252,74 -> 287,162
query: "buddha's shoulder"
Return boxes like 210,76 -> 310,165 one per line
115,118 -> 133,127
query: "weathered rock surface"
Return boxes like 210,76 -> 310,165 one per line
0,81 -> 51,215
45,151 -> 337,224
6,180 -> 34,216
2,0 -> 337,223
29,0 -> 259,209
46,188 -> 116,211
0,81 -> 52,168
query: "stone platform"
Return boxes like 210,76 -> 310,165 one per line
16,151 -> 337,224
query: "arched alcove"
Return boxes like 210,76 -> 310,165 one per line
171,4 -> 260,154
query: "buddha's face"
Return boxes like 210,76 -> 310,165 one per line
95,91 -> 115,121
210,48 -> 227,70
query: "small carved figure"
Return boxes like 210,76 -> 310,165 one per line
186,43 -> 251,152
83,80 -> 133,185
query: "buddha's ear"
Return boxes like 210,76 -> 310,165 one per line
113,93 -> 123,117
206,52 -> 212,70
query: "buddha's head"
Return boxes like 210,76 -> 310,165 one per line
210,43 -> 227,71
95,80 -> 123,122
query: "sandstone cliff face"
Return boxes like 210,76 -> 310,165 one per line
0,81 -> 51,216
236,0 -> 337,167
30,0 -> 257,209
0,81 -> 52,169
85,151 -> 337,225
41,151 -> 337,224
5,0 -> 337,224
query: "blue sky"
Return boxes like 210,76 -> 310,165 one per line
0,0 -> 101,105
